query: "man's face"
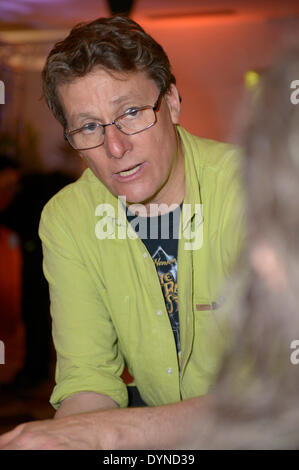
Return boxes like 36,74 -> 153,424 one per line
58,69 -> 185,208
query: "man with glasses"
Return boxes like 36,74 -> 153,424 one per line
36,17 -> 243,427
64,91 -> 164,151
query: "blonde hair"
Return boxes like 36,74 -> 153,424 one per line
195,48 -> 299,449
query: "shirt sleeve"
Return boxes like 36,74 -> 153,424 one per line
39,197 -> 128,410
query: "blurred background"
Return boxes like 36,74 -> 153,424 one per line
1,0 -> 299,434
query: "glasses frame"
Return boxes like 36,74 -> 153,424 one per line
64,91 -> 164,151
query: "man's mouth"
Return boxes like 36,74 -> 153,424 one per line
117,163 -> 142,177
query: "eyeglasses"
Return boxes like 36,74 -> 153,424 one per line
64,92 -> 163,151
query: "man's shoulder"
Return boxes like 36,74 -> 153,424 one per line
179,126 -> 242,174
42,169 -> 100,211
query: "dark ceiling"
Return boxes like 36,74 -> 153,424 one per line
0,0 -> 299,30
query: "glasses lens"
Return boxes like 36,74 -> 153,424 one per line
68,123 -> 104,150
116,108 -> 156,134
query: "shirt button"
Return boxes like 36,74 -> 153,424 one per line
157,310 -> 163,316
167,368 -> 173,375
142,252 -> 148,258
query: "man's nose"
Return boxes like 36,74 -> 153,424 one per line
104,124 -> 132,159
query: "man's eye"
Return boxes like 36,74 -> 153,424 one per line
125,108 -> 139,118
82,122 -> 99,134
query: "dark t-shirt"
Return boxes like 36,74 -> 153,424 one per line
126,204 -> 182,367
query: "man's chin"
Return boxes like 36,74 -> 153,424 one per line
116,190 -> 156,208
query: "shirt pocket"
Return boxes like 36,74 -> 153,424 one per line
193,298 -> 226,377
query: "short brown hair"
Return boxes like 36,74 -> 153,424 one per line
42,16 -> 176,128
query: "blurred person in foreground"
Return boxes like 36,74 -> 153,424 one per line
0,46 -> 298,450
197,47 -> 299,448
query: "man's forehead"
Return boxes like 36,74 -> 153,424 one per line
59,68 -> 156,97
58,69 -> 158,124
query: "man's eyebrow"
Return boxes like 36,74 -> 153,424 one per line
111,94 -> 142,106
69,112 -> 102,128
76,112 -> 99,119
111,95 -> 127,104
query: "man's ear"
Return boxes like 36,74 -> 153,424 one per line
164,84 -> 181,125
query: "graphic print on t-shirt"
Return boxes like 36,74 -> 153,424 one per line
126,203 -> 182,369
152,246 -> 181,367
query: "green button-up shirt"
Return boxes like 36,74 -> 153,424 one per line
39,126 -> 244,409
